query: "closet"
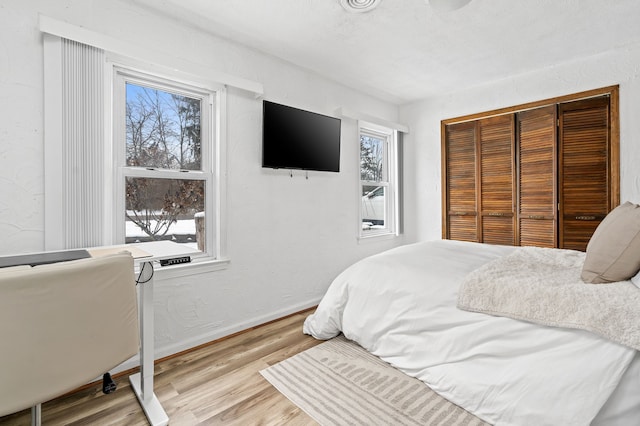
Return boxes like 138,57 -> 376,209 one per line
442,87 -> 619,251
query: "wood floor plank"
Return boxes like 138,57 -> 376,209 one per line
169,359 -> 273,418
199,385 -> 317,426
0,309 -> 320,426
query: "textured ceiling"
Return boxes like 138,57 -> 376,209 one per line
131,0 -> 640,104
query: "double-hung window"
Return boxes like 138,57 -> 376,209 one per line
113,68 -> 218,257
359,121 -> 399,238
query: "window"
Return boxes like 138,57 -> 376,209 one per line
359,122 -> 399,238
113,69 -> 218,257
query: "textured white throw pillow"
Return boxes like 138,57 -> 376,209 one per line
581,202 -> 640,284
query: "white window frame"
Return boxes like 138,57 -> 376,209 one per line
358,121 -> 399,239
111,66 -> 225,267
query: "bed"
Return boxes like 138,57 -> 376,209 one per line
303,203 -> 640,426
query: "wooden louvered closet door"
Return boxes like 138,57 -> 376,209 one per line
479,115 -> 516,245
442,87 -> 618,250
444,121 -> 478,242
517,106 -> 557,248
559,96 -> 611,251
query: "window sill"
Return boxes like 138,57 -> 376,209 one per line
358,232 -> 400,244
139,257 -> 230,281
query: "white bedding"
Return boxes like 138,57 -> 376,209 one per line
303,240 -> 640,426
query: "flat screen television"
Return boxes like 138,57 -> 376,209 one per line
262,100 -> 341,172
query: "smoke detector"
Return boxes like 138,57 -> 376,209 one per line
340,0 -> 381,13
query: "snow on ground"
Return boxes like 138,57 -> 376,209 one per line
126,218 -> 196,237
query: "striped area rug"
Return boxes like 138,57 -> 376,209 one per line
260,335 -> 489,426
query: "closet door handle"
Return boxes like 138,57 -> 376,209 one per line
528,215 -> 545,220
487,212 -> 506,217
575,215 -> 596,221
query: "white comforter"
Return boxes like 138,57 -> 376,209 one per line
303,240 -> 639,426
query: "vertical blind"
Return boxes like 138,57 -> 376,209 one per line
60,38 -> 105,248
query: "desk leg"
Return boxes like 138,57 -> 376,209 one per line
129,261 -> 169,426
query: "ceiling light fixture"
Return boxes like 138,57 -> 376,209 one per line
339,0 -> 381,13
429,0 -> 472,12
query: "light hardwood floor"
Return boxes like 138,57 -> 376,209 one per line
0,309 -> 322,425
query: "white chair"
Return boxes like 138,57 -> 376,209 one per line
0,253 -> 139,425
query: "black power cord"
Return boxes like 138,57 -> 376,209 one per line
135,261 -> 154,285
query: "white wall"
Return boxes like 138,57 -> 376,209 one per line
400,43 -> 640,243
0,0 -> 405,363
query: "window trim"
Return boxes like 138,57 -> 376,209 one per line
358,121 -> 400,240
111,66 -> 225,263
39,14 -> 264,96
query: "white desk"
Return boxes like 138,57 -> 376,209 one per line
90,241 -> 200,426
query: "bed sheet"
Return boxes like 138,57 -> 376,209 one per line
303,240 -> 638,426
